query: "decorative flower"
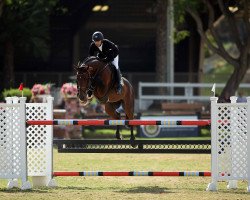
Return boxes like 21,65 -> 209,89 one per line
60,83 -> 78,98
31,84 -> 51,96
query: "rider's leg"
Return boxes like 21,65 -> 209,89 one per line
112,56 -> 122,94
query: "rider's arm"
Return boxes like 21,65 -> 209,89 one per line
104,40 -> 119,62
106,40 -> 119,57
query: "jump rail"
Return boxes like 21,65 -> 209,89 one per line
53,171 -> 211,177
27,119 -> 211,126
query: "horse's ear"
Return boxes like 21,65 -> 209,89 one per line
73,62 -> 80,71
73,65 -> 78,71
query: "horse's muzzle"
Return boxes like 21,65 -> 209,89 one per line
79,99 -> 90,106
78,93 -> 90,106
78,92 -> 86,102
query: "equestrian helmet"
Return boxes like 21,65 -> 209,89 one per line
92,31 -> 104,42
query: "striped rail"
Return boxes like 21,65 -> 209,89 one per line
53,171 -> 211,177
27,119 -> 211,126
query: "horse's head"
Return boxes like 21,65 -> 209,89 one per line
75,57 -> 109,105
75,56 -> 103,106
75,61 -> 94,106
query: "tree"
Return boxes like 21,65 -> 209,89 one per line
181,0 -> 250,99
155,0 -> 167,84
0,0 -> 4,16
0,0 -> 58,90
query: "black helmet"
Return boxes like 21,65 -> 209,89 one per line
92,31 -> 104,42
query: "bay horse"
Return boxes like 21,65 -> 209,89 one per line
76,56 -> 135,142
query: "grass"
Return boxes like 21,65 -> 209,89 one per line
0,149 -> 249,200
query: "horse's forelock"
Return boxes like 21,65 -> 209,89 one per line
75,62 -> 83,69
74,62 -> 87,74
79,62 -> 86,69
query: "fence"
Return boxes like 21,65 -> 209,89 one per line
0,97 -> 31,190
138,82 -> 250,110
0,96 -> 250,191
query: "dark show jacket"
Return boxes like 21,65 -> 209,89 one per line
89,39 -> 119,62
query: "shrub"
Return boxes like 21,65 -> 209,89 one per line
31,84 -> 51,96
2,88 -> 32,101
61,83 -> 78,98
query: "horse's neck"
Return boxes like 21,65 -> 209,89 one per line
88,61 -> 109,77
89,63 -> 102,78
91,63 -> 113,97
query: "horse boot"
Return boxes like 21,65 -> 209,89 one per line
116,68 -> 122,95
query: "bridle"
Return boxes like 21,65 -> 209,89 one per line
76,62 -> 109,98
77,64 -> 94,97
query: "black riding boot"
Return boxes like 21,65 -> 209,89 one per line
116,68 -> 122,95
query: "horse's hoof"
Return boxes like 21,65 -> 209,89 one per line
116,135 -> 123,140
130,142 -> 137,148
125,125 -> 130,129
130,138 -> 137,148
130,136 -> 136,141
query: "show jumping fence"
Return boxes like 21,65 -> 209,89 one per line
0,96 -> 249,192
53,171 -> 211,177
27,119 -> 211,126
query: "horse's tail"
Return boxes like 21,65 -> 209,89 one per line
120,77 -> 134,118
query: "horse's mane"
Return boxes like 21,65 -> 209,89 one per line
76,56 -> 98,69
83,56 -> 98,64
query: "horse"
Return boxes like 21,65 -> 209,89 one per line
75,56 -> 135,142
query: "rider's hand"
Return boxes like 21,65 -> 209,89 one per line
96,53 -> 101,59
108,49 -> 114,57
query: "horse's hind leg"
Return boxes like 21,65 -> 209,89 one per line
129,125 -> 135,141
115,117 -> 122,140
122,101 -> 135,142
105,102 -> 122,140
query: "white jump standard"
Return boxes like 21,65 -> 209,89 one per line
0,96 -> 249,192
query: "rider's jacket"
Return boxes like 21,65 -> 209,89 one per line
89,39 -> 119,62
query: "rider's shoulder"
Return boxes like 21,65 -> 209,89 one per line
103,39 -> 118,49
103,39 -> 114,44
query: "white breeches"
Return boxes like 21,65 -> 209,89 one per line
112,56 -> 119,70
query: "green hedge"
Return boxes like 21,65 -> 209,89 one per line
2,88 -> 32,101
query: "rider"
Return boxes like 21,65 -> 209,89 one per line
88,31 -> 122,95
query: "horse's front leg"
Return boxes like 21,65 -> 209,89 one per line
115,125 -> 122,140
130,126 -> 135,141
129,125 -> 137,148
105,102 -> 122,140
